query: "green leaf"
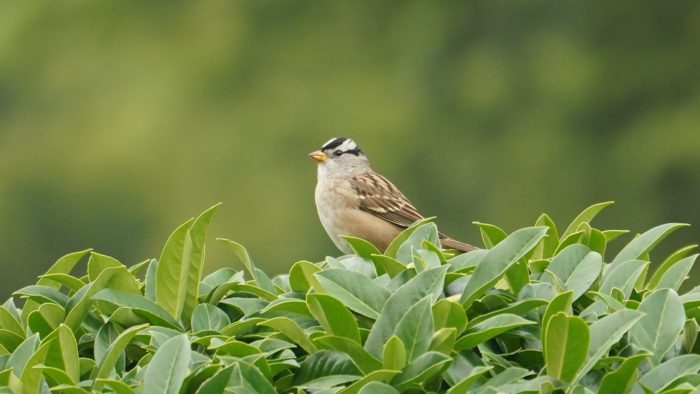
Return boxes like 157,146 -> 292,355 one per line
341,236 -> 382,259
307,294 -> 361,343
561,201 -> 614,239
289,261 -> 322,292
155,217 -> 194,321
14,285 -> 70,307
469,298 -> 547,327
430,327 -> 457,355
339,370 -> 400,394
573,309 -> 644,383
532,213 -> 560,260
460,227 -> 548,308
653,254 -> 697,291
393,296 -> 433,362
455,314 -> 535,350
314,335 -> 382,374
629,288 -> 685,365
611,223 -> 689,269
603,229 -> 629,242
258,317 -> 316,354
87,252 -> 124,282
292,350 -> 361,388
218,238 -> 276,294
446,366 -> 494,394
0,308 -> 23,339
37,273 -> 85,293
19,335 -> 51,394
365,266 -> 447,358
648,245 -> 698,289
92,289 -> 181,329
395,223 -> 440,263
600,259 -> 649,297
473,222 -> 507,248
314,269 -> 390,319
473,367 -> 532,393
546,245 -> 603,300
6,334 -> 39,377
385,217 -> 436,258
369,255 -> 406,277
43,325 -> 80,384
432,299 -> 467,335
143,334 -> 192,394
64,266 -> 140,332
191,304 -> 231,332
544,313 -> 589,382
358,382 -> 399,394
598,353 -> 649,394
541,291 -> 573,343
639,354 -> 700,392
92,324 -> 148,391
183,203 -> 220,324
382,336 -> 405,370
391,351 -> 451,389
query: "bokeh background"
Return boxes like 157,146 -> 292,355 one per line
1,1 -> 699,298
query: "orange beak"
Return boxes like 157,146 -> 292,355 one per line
308,150 -> 327,162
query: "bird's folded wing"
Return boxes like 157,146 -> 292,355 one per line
349,173 -> 424,228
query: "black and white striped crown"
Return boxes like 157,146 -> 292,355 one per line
321,137 -> 364,156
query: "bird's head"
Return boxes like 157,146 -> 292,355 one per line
309,137 -> 370,175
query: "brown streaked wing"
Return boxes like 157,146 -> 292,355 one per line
349,172 -> 424,228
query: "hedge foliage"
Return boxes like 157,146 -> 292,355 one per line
1,202 -> 699,393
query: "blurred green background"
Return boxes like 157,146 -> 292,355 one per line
1,1 -> 699,298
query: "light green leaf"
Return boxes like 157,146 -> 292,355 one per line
143,334 -> 191,394
92,289 -> 181,329
629,288 -> 685,365
473,222 -> 507,249
532,213 -> 559,259
393,296 -> 433,362
653,254 -> 697,291
6,334 -> 40,377
155,218 -> 193,321
446,366 -> 494,394
314,335 -> 382,374
598,353 -> 649,394
92,324 -> 148,390
385,218 -> 436,258
600,259 -> 649,298
382,336 -> 405,371
365,266 -> 447,358
562,201 -> 614,239
358,382 -> 399,394
292,350 -> 361,388
432,299 -> 467,335
341,236 -> 382,260
391,351 -> 451,390
339,370 -> 400,394
648,245 -> 698,289
611,223 -> 689,269
307,294 -> 361,343
43,325 -> 80,384
258,317 -> 316,354
544,313 -> 589,382
455,314 -> 535,350
314,269 -> 390,319
547,245 -> 602,300
182,203 -> 220,325
573,309 -> 644,383
191,303 -> 230,332
460,227 -> 548,308
218,239 -> 276,294
639,354 -> 700,392
289,261 -> 322,292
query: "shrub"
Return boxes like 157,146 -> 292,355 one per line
1,202 -> 699,393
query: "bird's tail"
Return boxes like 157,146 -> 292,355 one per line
440,236 -> 478,252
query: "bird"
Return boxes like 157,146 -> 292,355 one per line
309,137 -> 476,255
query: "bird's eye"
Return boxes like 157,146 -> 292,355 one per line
334,150 -> 343,156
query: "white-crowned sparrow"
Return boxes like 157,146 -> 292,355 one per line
309,137 -> 476,254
